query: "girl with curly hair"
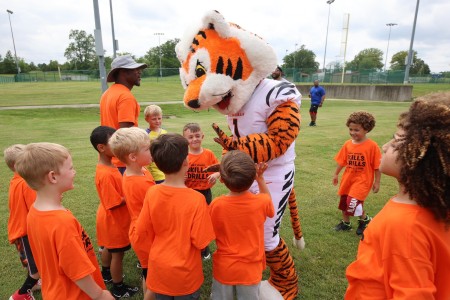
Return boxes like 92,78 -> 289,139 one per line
333,111 -> 382,235
345,93 -> 450,299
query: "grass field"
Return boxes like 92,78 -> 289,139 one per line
1,79 -> 450,107
0,81 -> 419,299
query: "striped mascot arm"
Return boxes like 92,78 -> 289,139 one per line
212,101 -> 300,163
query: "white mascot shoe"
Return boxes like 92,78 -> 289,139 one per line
259,280 -> 284,300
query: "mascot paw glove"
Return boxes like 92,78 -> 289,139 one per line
293,236 -> 305,251
212,123 -> 236,150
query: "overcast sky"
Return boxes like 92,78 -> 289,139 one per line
1,0 -> 449,73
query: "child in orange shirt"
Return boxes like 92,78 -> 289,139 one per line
4,144 -> 40,300
345,94 -> 450,299
332,111 -> 381,235
108,127 -> 155,296
15,142 -> 113,300
210,150 -> 274,300
183,123 -> 220,260
135,133 -> 215,299
144,104 -> 167,184
90,126 -> 136,298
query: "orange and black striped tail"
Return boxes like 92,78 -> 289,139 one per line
289,189 -> 303,240
266,238 -> 299,300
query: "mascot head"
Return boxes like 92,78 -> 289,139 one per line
176,10 -> 277,115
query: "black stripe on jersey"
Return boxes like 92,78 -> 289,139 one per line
266,82 -> 298,106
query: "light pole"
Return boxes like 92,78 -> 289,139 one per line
404,0 -> 420,84
384,23 -> 397,72
6,9 -> 20,74
93,0 -> 107,92
109,0 -> 118,58
154,33 -> 164,78
293,43 -> 298,69
323,0 -> 335,73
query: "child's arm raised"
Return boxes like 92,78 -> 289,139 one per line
255,162 -> 270,196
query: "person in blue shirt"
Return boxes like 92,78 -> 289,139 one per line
308,80 -> 326,126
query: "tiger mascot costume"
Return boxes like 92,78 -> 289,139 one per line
176,10 -> 305,300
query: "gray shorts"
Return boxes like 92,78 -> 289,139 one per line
211,278 -> 260,300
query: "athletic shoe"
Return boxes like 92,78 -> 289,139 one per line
309,122 -> 316,127
102,270 -> 113,284
201,247 -> 211,261
334,220 -> 352,231
111,284 -> 139,298
9,290 -> 35,300
136,262 -> 142,269
356,215 -> 372,235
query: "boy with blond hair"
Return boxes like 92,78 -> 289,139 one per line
4,144 -> 40,300
210,150 -> 274,300
15,142 -> 113,300
90,126 -> 136,298
144,104 -> 167,183
135,133 -> 215,299
108,127 -> 155,296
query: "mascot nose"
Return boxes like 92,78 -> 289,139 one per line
187,99 -> 201,109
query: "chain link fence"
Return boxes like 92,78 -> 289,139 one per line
1,68 -> 449,84
0,68 -> 181,83
282,68 -> 449,84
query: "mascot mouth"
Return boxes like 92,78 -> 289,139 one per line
217,90 -> 233,110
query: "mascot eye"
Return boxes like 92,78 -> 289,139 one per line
195,64 -> 206,78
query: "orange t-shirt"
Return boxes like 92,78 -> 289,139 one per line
210,191 -> 274,285
7,173 -> 36,243
99,83 -> 140,167
122,168 -> 155,267
135,185 -> 215,295
345,199 -> 450,299
334,138 -> 381,200
94,164 -> 130,248
27,206 -> 105,299
185,148 -> 219,191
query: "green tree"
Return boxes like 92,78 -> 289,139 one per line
390,50 -> 430,75
28,62 -> 38,71
64,29 -> 96,70
2,50 -> 17,74
440,71 -> 450,78
143,38 -> 180,76
0,54 -> 4,73
47,60 -> 60,71
283,45 -> 319,72
346,48 -> 384,71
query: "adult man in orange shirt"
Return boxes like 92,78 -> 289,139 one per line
100,55 -> 147,172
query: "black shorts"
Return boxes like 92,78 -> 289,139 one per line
309,104 -> 319,113
15,236 -> 38,275
195,188 -> 212,205
106,244 -> 131,253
